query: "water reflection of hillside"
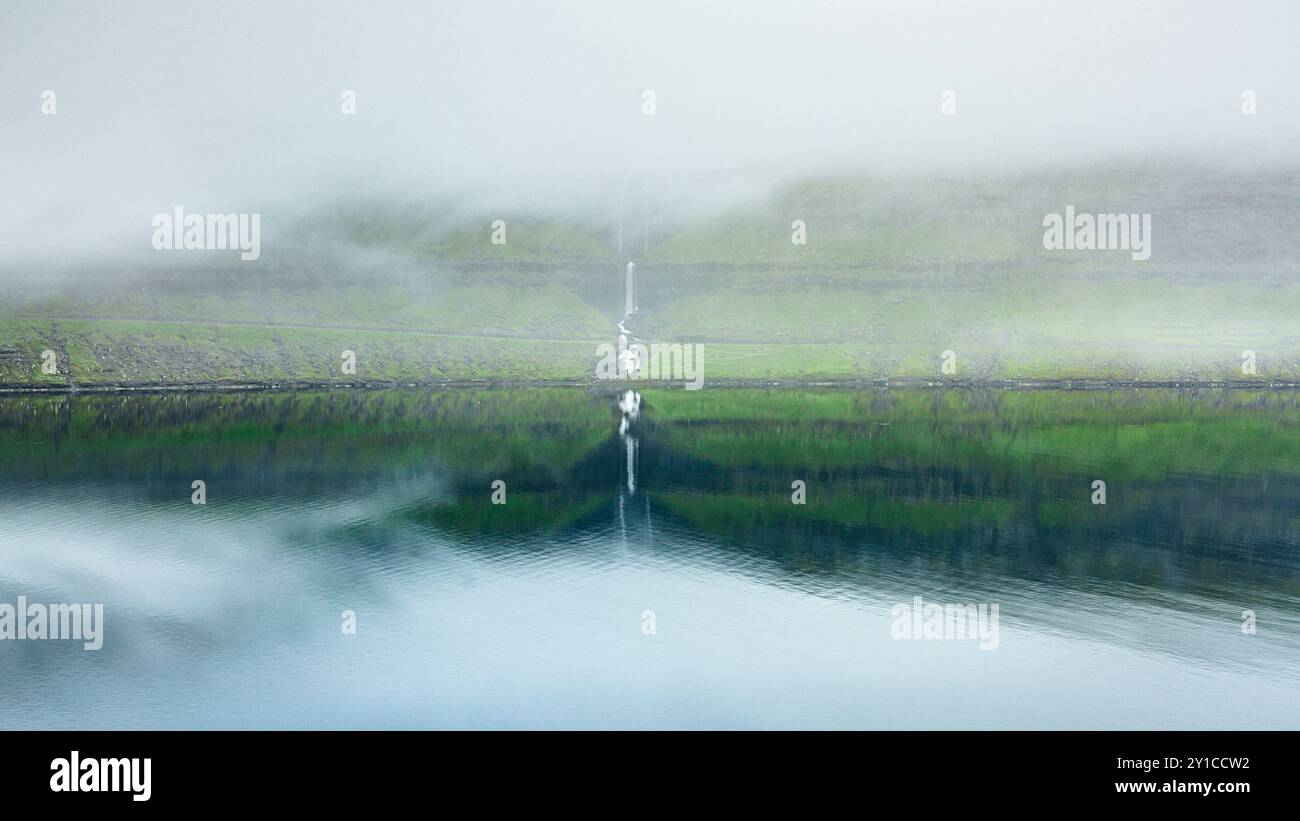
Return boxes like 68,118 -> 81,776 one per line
1,386 -> 1296,612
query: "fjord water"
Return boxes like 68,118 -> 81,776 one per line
1,387 -> 1297,729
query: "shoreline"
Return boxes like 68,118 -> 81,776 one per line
3,376 -> 1298,395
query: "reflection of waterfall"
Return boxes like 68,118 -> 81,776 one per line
617,388 -> 640,433
617,389 -> 641,494
616,389 -> 643,548
618,494 -> 627,550
625,436 -> 637,494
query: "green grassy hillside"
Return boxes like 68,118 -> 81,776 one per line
2,167 -> 1296,388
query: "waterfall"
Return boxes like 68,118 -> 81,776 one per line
624,261 -> 636,317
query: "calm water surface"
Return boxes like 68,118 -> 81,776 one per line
1,387 -> 1297,728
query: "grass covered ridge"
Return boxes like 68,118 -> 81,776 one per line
3,169 -> 1296,386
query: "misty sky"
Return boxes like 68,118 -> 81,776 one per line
2,0 -> 1298,263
